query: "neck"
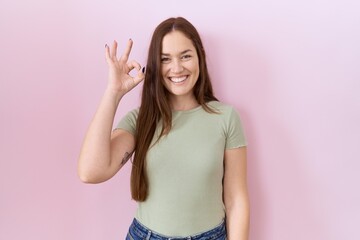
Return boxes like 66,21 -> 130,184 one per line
169,95 -> 199,111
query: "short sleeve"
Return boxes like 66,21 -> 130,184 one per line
225,107 -> 247,149
114,108 -> 139,136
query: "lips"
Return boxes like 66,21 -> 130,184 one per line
169,75 -> 188,83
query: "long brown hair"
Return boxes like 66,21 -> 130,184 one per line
131,17 -> 218,201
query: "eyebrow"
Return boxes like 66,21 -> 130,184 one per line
161,49 -> 193,56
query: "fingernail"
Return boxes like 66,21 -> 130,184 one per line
105,44 -> 107,48
129,38 -> 132,41
142,67 -> 145,73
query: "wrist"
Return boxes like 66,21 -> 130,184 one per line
104,87 -> 125,104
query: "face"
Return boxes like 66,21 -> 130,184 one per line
161,30 -> 200,101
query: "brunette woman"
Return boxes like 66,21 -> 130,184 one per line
78,17 -> 249,240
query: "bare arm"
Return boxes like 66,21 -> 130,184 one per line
77,40 -> 144,183
223,147 -> 250,240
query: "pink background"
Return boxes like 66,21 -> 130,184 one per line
1,0 -> 359,239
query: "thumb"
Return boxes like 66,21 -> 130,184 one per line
133,67 -> 146,86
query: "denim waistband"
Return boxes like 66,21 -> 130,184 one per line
127,218 -> 226,240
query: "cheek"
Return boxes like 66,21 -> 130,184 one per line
161,66 -> 169,78
192,58 -> 200,72
184,61 -> 198,73
192,62 -> 200,77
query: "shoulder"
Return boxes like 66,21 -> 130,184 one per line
125,107 -> 140,119
206,101 -> 244,129
206,101 -> 238,116
116,107 -> 140,131
120,107 -> 140,123
208,102 -> 247,147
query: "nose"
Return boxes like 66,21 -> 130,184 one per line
170,59 -> 184,73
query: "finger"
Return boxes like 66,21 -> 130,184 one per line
111,40 -> 118,60
105,44 -> 111,62
133,67 -> 145,86
127,60 -> 141,72
120,39 -> 133,62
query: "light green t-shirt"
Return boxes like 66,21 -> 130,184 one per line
116,101 -> 247,236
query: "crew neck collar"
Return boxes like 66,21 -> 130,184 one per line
172,104 -> 202,114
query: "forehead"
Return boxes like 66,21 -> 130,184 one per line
161,30 -> 196,54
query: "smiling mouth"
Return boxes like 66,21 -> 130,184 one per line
169,76 -> 188,83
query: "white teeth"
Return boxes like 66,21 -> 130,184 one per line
170,76 -> 187,83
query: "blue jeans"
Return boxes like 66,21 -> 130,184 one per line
125,218 -> 226,240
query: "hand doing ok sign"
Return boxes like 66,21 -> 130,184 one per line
105,39 -> 145,96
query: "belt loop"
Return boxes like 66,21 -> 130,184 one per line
146,230 -> 152,240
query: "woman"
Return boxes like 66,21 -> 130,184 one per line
78,17 -> 249,240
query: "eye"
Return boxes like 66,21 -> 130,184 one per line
181,54 -> 192,60
161,57 -> 170,63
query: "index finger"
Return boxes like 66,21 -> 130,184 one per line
120,39 -> 133,62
